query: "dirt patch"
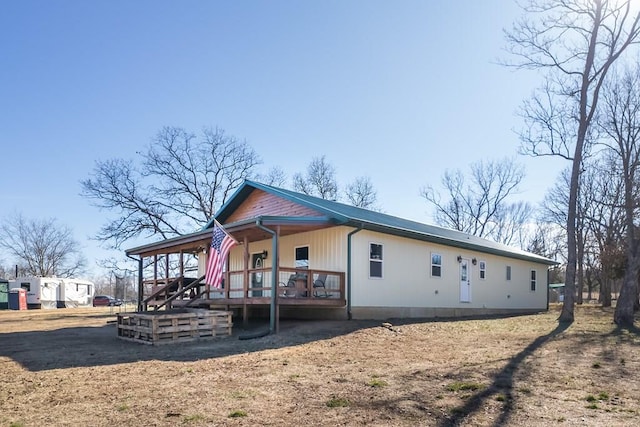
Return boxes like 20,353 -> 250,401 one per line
0,305 -> 639,426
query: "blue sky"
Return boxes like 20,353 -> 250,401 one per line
0,1 -> 566,276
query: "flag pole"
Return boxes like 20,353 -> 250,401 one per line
205,219 -> 239,295
214,218 -> 239,245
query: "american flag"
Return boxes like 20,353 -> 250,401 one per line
205,222 -> 237,288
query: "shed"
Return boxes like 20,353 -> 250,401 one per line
548,283 -> 565,303
0,279 -> 8,310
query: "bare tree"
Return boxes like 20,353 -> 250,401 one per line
507,0 -> 640,323
493,201 -> 532,248
526,220 -> 567,286
81,126 -> 261,248
599,67 -> 640,324
526,221 -> 566,262
580,156 -> 625,307
0,214 -> 86,277
258,166 -> 288,187
345,176 -> 378,209
292,155 -> 338,200
421,158 -> 531,245
543,162 -> 624,305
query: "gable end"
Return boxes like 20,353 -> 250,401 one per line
225,189 -> 324,223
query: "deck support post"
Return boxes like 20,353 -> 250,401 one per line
179,250 -> 184,291
153,254 -> 158,287
243,235 -> 249,327
128,254 -> 143,312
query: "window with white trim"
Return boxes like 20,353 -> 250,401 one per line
530,270 -> 537,291
431,253 -> 442,277
369,243 -> 383,278
506,266 -> 511,281
479,261 -> 486,280
295,246 -> 309,268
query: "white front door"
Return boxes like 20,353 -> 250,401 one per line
460,258 -> 471,303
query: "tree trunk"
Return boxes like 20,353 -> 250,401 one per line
577,237 -> 584,304
614,252 -> 639,325
559,149 -> 582,323
560,3 -> 600,322
615,178 -> 639,325
635,273 -> 640,311
601,277 -> 612,307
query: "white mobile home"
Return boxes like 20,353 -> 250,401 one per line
9,277 -> 95,309
127,181 -> 557,325
59,278 -> 95,307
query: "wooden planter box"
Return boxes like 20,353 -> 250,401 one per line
117,309 -> 232,345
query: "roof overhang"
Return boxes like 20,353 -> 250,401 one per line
345,220 -> 559,266
125,228 -> 213,257
126,215 -> 339,258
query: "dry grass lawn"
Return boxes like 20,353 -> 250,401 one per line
0,305 -> 639,426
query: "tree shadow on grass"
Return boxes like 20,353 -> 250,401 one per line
437,321 -> 572,427
0,311 -> 550,373
610,322 -> 640,339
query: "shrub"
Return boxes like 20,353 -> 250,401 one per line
446,381 -> 483,392
368,378 -> 388,387
228,410 -> 247,418
326,397 -> 350,408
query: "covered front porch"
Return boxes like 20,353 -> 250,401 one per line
126,216 -> 348,332
142,267 -> 345,310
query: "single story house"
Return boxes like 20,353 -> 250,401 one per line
126,180 -> 557,328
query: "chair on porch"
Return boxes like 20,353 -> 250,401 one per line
279,274 -> 297,297
313,273 -> 329,297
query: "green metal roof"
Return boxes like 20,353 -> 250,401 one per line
210,180 -> 557,266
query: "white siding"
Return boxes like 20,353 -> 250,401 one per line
199,227 -> 349,276
276,227 -> 347,271
198,226 -> 549,313
350,230 -> 548,310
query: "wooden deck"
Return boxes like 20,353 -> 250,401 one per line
142,268 -> 346,311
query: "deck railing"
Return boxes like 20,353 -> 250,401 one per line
141,268 -> 345,308
207,267 -> 345,302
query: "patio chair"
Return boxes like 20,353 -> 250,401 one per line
313,274 -> 329,297
278,274 -> 297,297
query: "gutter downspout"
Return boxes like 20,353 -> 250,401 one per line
347,224 -> 364,320
256,219 -> 278,334
546,267 -> 550,311
127,254 -> 143,312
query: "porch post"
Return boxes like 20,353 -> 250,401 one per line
179,250 -> 184,290
243,235 -> 249,327
153,254 -> 158,286
275,225 -> 280,333
165,254 -> 170,283
136,256 -> 143,312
